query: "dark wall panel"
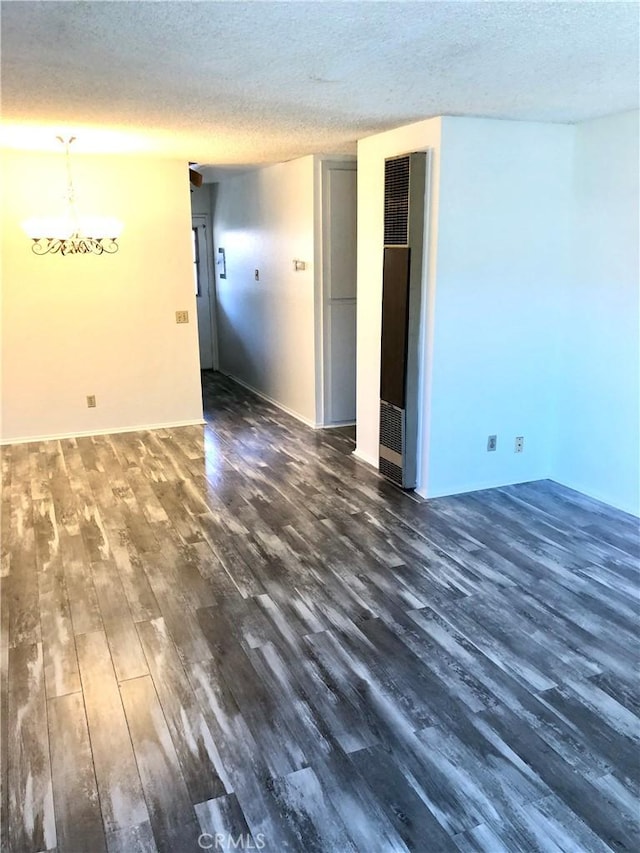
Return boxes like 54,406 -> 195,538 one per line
380,247 -> 411,408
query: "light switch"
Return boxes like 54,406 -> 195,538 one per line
175,310 -> 189,324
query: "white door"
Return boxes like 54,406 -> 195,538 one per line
323,164 -> 357,424
192,215 -> 217,370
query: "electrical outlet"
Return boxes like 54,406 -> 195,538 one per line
175,310 -> 189,324
515,436 -> 524,453
86,395 -> 96,408
254,269 -> 260,281
487,434 -> 497,452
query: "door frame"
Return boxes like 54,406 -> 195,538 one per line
192,213 -> 219,371
317,158 -> 357,427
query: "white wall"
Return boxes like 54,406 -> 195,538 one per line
356,116 -> 573,492
1,149 -> 203,442
356,117 -> 442,467
356,113 -> 638,514
213,157 -> 317,424
554,111 -> 640,515
426,117 -> 573,496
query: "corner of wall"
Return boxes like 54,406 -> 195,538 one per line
551,110 -> 640,516
1,150 -> 203,443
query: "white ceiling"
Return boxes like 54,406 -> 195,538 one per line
1,1 -> 638,178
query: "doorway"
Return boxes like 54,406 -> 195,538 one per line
191,214 -> 218,370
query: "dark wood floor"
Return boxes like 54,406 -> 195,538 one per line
1,371 -> 639,852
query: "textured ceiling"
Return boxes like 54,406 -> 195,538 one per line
1,1 -> 638,175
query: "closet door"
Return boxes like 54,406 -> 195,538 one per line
324,164 -> 357,425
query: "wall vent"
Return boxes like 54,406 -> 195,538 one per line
384,155 -> 410,246
379,456 -> 404,486
379,152 -> 428,489
379,401 -> 403,454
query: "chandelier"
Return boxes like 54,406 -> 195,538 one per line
22,136 -> 123,256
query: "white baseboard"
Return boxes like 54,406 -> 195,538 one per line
0,418 -> 206,446
320,420 -> 356,430
352,448 -> 378,470
221,371 -> 317,428
549,477 -> 640,518
415,474 -> 550,502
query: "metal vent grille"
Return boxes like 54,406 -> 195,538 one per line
384,156 -> 410,245
379,457 -> 404,485
380,401 -> 403,453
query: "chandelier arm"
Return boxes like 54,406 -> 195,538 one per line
30,236 -> 120,256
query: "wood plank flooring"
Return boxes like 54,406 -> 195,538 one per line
1,370 -> 639,852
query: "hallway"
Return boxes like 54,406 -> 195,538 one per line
1,371 -> 638,852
